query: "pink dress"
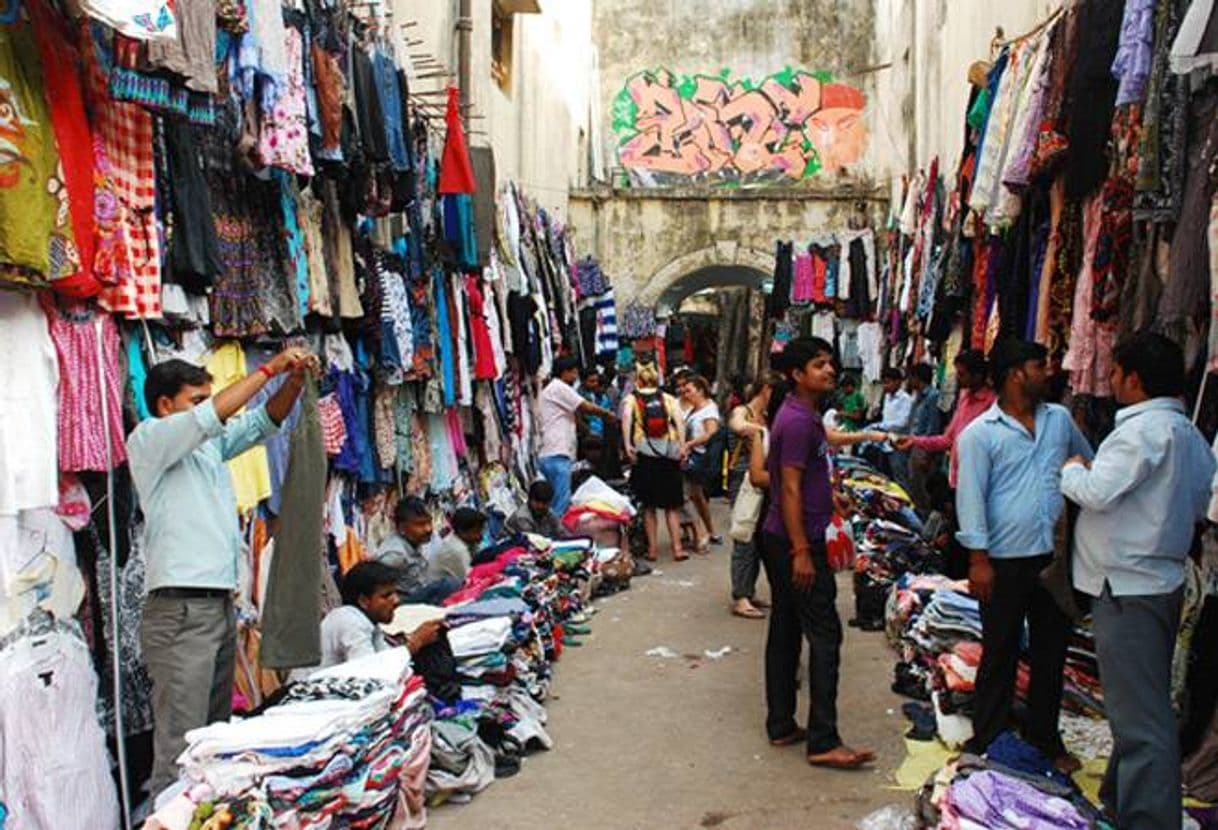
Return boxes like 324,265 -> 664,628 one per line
48,303 -> 127,471
257,26 -> 314,176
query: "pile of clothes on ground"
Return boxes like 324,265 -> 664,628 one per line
562,477 -> 640,594
885,575 -> 1105,748
834,459 -> 941,631
146,648 -> 431,829
914,733 -> 1108,829
409,534 -> 597,806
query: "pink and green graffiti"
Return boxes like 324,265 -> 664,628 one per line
611,67 -> 867,186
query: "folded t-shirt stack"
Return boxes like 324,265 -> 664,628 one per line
147,648 -> 432,830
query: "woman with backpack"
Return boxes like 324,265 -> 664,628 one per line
623,363 -> 691,561
681,375 -> 725,554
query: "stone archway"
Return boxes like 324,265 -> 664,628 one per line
643,243 -> 775,392
641,242 -> 776,310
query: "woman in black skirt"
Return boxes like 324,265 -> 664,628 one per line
623,363 -> 690,561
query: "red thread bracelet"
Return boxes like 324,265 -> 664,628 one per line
258,364 -> 274,380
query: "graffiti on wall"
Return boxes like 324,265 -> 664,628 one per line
611,67 -> 867,187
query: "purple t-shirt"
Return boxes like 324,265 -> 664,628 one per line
763,395 -> 834,543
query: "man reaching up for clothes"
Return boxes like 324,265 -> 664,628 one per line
129,346 -> 319,800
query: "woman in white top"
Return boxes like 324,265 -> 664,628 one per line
680,375 -> 722,553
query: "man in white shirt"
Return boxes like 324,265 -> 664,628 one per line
862,367 -> 912,476
318,562 -> 442,669
1061,333 -> 1215,830
537,355 -> 617,517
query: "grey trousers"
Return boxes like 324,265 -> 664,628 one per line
730,538 -> 761,600
1094,585 -> 1183,830
140,594 -> 236,799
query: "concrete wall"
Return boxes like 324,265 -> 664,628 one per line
567,185 -> 884,306
593,0 -> 889,189
392,1 -> 594,218
872,0 -> 1059,180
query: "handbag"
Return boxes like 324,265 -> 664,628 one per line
729,429 -> 768,542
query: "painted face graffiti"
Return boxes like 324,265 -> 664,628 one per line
612,68 -> 867,187
0,79 -> 35,189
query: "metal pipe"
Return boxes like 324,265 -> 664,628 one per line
97,316 -> 133,830
456,0 -> 472,131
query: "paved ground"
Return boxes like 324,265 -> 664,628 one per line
431,503 -> 910,830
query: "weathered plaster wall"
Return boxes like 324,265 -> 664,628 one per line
872,0 -> 1059,178
593,0 -> 887,188
567,185 -> 885,305
580,0 -> 1058,308
393,1 -> 593,218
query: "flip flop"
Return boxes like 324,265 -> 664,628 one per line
732,603 -> 765,620
751,598 -> 771,609
769,728 -> 807,747
673,550 -> 691,562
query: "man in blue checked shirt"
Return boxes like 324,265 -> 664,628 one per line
1061,333 -> 1214,830
954,339 -> 1092,769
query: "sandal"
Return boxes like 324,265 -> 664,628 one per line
732,599 -> 765,619
694,540 -> 711,555
709,534 -> 724,546
769,728 -> 807,747
751,597 -> 770,609
673,550 -> 691,562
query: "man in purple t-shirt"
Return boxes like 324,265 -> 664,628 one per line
762,337 -> 874,770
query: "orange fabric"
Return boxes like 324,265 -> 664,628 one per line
338,527 -> 367,575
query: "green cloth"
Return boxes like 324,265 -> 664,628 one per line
0,20 -> 65,279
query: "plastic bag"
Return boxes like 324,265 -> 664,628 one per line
857,805 -> 917,830
569,475 -> 635,517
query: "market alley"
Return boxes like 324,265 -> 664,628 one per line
432,503 -> 906,830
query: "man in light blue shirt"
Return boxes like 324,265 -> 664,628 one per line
1061,333 -> 1213,830
129,347 -> 317,799
954,340 -> 1092,766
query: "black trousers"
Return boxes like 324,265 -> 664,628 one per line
762,534 -> 843,754
967,553 -> 1070,755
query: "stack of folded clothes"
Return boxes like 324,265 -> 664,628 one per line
421,533 -> 596,805
887,575 -> 1108,748
851,518 -> 945,631
147,648 -> 432,829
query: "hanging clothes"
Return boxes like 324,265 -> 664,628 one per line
257,22 -> 313,176
259,380 -> 325,670
0,627 -> 121,830
0,16 -> 68,282
205,342 -> 273,512
438,87 -> 475,194
466,274 -> 498,381
164,119 -> 223,293
0,292 -> 58,516
28,0 -> 98,298
1063,0 -> 1124,201
48,304 -> 127,473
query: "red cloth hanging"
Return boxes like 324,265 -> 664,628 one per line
466,274 -> 498,380
437,87 -> 476,195
29,0 -> 100,298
